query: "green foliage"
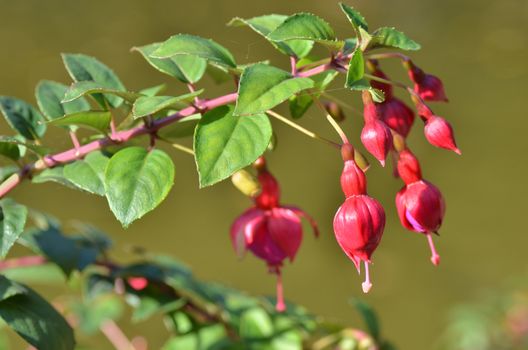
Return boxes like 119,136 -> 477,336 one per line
339,3 -> 368,33
234,64 -> 314,116
157,113 -> 201,140
62,53 -> 126,108
62,81 -> 141,106
0,96 -> 46,140
345,49 -> 366,89
0,276 -> 75,350
228,15 -> 313,58
63,151 -> 110,196
35,80 -> 91,122
368,27 -> 421,51
0,199 -> 27,258
151,34 -> 237,68
32,167 -> 78,189
48,111 -> 112,133
104,147 -> 175,227
289,69 -> 338,119
132,90 -> 203,119
194,105 -> 272,187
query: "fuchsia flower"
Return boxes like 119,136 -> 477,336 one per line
406,61 -> 448,102
362,92 -> 393,166
370,64 -> 415,138
395,149 -> 445,265
424,115 -> 461,155
230,157 -> 318,311
333,144 -> 386,293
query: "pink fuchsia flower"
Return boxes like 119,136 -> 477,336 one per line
230,157 -> 318,311
406,61 -> 448,102
362,92 -> 393,166
424,115 -> 461,155
333,144 -> 386,293
395,149 -> 445,265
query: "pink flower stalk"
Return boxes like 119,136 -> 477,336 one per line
424,115 -> 461,155
407,62 -> 448,102
395,149 -> 445,265
333,144 -> 386,293
230,157 -> 318,311
362,92 -> 393,166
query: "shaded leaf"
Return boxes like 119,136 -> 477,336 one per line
63,151 -> 110,196
104,147 -> 175,227
157,114 -> 201,140
351,298 -> 380,340
62,53 -> 126,108
234,64 -> 314,116
35,80 -> 90,122
48,111 -> 111,134
194,105 -> 271,187
32,167 -> 78,189
345,48 -> 365,88
62,81 -> 141,106
133,43 -> 207,83
0,96 -> 46,140
132,90 -> 203,119
0,198 -> 28,258
0,136 -> 49,157
368,27 -> 421,51
239,307 -> 274,339
139,84 -> 168,97
339,3 -> 368,33
151,34 -> 237,68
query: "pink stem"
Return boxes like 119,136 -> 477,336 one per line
0,255 -> 47,270
297,63 -> 334,78
426,233 -> 441,266
275,269 -> 286,312
290,56 -> 298,76
361,261 -> 372,293
69,131 -> 81,152
100,320 -> 136,350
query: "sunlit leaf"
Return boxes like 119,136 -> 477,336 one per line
0,97 -> 46,140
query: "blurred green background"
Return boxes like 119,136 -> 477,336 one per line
1,0 -> 527,349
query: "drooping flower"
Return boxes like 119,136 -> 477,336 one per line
333,144 -> 386,293
369,62 -> 415,137
230,157 -> 318,311
362,92 -> 393,166
424,115 -> 461,155
406,61 -> 448,102
395,148 -> 445,265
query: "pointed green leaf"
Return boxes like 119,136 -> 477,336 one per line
288,69 -> 338,119
0,97 -> 46,140
35,80 -> 90,121
157,114 -> 201,140
240,307 -> 274,338
151,34 -> 236,68
139,84 -> 168,97
0,166 -> 18,182
63,151 -> 110,196
0,199 -> 28,258
346,48 -> 365,88
289,94 -> 313,119
0,136 -> 49,157
351,298 -> 380,340
104,147 -> 175,227
62,53 -> 126,108
368,27 -> 421,51
228,15 -> 313,58
234,64 -> 314,116
133,43 -> 207,83
132,90 -> 204,119
339,3 -> 368,33
0,276 -> 75,350
194,105 -> 271,187
0,138 -> 20,160
267,13 -> 342,49
62,81 -> 141,106
48,111 -> 111,134
32,167 -> 79,189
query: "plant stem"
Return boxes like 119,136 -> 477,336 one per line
266,110 -> 340,149
320,92 -> 362,116
290,56 -> 298,76
0,255 -> 47,270
366,52 -> 410,62
100,320 -> 136,350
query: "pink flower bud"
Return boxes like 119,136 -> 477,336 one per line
396,180 -> 445,265
397,149 -> 422,184
424,116 -> 461,154
377,98 -> 415,138
361,119 -> 393,166
407,64 -> 448,102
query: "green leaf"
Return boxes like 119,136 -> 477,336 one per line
368,27 -> 421,51
151,34 -> 236,68
0,136 -> 49,157
289,69 -> 338,119
345,48 -> 365,88
72,295 -> 123,335
228,15 -> 313,58
234,64 -> 314,116
133,43 -> 207,83
35,80 -> 90,121
0,198 -> 28,258
132,90 -> 204,119
339,3 -> 368,33
162,324 -> 228,350
0,276 -> 75,350
0,138 -> 20,160
0,166 -> 18,182
194,105 -> 272,187
268,13 -> 342,49
239,307 -> 274,338
289,94 -> 313,119
62,81 -> 141,106
32,167 -> 79,189
0,96 -> 46,140
157,114 -> 201,140
48,111 -> 112,134
139,84 -> 168,97
62,53 -> 126,108
351,298 -> 380,340
104,147 -> 175,227
63,151 -> 110,196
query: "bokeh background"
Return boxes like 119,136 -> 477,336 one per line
1,0 -> 527,349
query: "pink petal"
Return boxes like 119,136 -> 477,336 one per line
230,207 -> 264,257
267,208 -> 303,261
284,205 -> 320,237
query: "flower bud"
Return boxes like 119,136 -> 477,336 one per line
407,63 -> 448,102
324,101 -> 346,123
397,149 -> 422,184
424,116 -> 461,154
231,169 -> 261,198
361,120 -> 393,166
377,98 -> 415,138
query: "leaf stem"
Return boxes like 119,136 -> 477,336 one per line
266,110 -> 340,149
366,52 -> 410,62
100,320 -> 137,350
